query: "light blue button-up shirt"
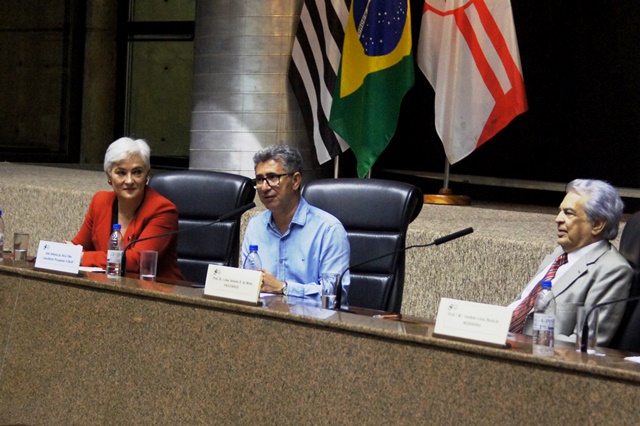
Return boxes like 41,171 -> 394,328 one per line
242,197 -> 350,297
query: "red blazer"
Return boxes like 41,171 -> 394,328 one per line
72,187 -> 185,281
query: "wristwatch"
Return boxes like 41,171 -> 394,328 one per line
282,281 -> 288,295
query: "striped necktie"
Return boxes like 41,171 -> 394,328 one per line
509,252 -> 568,333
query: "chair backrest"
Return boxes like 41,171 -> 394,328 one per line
301,178 -> 423,313
148,170 -> 255,284
607,210 -> 640,352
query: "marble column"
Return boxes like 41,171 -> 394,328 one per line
190,0 -> 331,180
81,0 -> 118,164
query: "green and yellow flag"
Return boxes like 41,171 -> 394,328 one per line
330,0 -> 414,178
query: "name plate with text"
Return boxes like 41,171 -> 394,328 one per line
434,298 -> 512,347
34,241 -> 82,274
204,265 -> 262,305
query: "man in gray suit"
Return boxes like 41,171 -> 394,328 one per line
508,179 -> 633,346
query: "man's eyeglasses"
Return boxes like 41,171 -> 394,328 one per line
253,173 -> 293,188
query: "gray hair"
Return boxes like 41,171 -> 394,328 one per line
103,137 -> 151,174
566,179 -> 624,240
253,144 -> 303,174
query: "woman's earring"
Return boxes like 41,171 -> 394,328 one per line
108,180 -> 112,185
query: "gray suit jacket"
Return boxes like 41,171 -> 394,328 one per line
521,242 -> 633,346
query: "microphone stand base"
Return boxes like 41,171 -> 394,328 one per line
424,188 -> 471,206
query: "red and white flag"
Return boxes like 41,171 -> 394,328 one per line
417,0 -> 527,164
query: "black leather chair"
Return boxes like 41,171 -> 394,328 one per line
607,210 -> 640,352
301,178 -> 423,313
148,170 -> 255,284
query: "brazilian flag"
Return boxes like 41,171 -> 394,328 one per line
330,0 -> 414,178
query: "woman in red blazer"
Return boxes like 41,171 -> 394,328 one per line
71,137 -> 185,281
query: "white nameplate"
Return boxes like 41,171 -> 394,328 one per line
434,298 -> 512,347
34,241 -> 83,274
204,265 -> 262,305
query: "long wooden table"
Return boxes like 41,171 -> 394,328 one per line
1,262 -> 640,425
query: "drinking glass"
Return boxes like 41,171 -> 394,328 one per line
13,233 -> 29,265
139,250 -> 158,281
576,306 -> 599,354
321,273 -> 340,309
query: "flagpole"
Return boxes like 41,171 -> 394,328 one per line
334,156 -> 340,179
423,159 -> 471,205
443,159 -> 450,189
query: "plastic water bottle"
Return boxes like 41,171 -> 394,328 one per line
243,245 -> 262,271
106,224 -> 124,277
0,210 -> 4,261
532,280 -> 556,356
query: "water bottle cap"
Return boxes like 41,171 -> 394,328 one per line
113,223 -> 122,230
541,280 -> 552,289
249,245 -> 258,251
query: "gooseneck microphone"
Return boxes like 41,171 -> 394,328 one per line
432,227 -> 475,246
334,227 -> 474,310
580,294 -> 640,352
120,202 -> 256,276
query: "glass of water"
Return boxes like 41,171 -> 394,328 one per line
13,232 -> 29,265
321,273 -> 340,310
139,250 -> 158,281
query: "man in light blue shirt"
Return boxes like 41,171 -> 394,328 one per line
242,144 -> 350,298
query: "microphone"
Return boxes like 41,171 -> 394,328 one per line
120,202 -> 256,276
579,294 -> 640,352
334,227 -> 474,311
433,227 -> 474,245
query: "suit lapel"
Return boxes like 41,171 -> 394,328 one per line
553,242 -> 610,297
